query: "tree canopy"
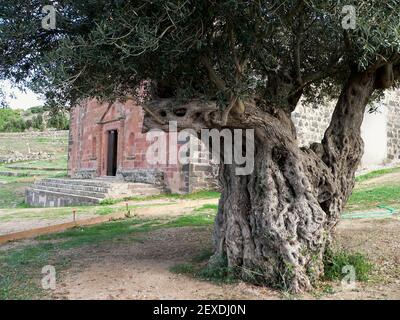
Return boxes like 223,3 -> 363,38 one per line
1,0 -> 400,111
2,0 -> 400,293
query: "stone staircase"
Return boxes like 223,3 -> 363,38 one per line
26,177 -> 163,207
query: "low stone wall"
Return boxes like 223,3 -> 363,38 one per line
0,151 -> 54,164
25,188 -> 99,207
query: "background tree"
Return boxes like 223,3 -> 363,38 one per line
0,108 -> 26,132
1,0 -> 400,292
32,113 -> 45,131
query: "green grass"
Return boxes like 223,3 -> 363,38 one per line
6,156 -> 67,170
36,207 -> 216,249
0,132 -> 68,159
0,131 -> 68,208
170,253 -> 236,284
100,190 -> 220,205
0,204 -> 125,222
0,180 -> 32,208
0,243 -> 69,300
323,249 -> 373,282
356,167 -> 400,183
346,184 -> 400,211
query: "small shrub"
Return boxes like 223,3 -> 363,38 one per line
32,114 -> 45,131
198,254 -> 235,283
99,198 -> 117,205
323,248 -> 373,282
170,263 -> 195,275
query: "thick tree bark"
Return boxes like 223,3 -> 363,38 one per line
142,70 -> 377,292
213,71 -> 376,292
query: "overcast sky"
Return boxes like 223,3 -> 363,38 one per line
1,80 -> 44,109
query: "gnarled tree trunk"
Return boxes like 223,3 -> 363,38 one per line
143,70 -> 377,293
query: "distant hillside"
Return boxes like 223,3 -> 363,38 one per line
0,130 -> 68,163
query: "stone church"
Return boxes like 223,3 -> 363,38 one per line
68,91 -> 400,191
67,98 -> 218,194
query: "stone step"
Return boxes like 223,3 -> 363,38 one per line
34,180 -> 160,194
0,171 -> 30,177
30,184 -> 108,199
40,178 -> 112,188
34,180 -> 111,193
26,188 -> 102,207
25,178 -> 163,207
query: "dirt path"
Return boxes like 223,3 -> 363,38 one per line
53,227 -> 280,300
358,171 -> 400,188
52,217 -> 400,300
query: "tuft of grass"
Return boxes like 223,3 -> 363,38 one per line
323,248 -> 373,282
356,167 -> 400,183
198,254 -> 235,283
170,253 -> 236,284
169,263 -> 195,275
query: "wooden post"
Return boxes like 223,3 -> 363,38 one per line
125,202 -> 130,217
73,209 -> 77,223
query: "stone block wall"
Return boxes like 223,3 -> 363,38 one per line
291,100 -> 335,146
292,90 -> 400,166
68,99 -> 219,194
386,91 -> 400,162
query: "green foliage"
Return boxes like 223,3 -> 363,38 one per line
0,108 -> 26,132
198,254 -> 235,284
170,253 -> 236,284
169,263 -> 195,275
46,112 -> 69,130
32,114 -> 45,131
323,249 -> 373,282
27,106 -> 44,114
1,1 -> 399,110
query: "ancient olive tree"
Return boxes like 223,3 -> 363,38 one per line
1,0 -> 400,292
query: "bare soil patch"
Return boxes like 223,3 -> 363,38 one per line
53,227 -> 280,300
52,217 -> 400,300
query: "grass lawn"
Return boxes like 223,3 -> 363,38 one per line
0,178 -> 35,208
355,167 -> 400,183
0,131 -> 68,207
0,132 -> 68,158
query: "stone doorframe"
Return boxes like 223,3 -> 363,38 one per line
97,119 -> 125,177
